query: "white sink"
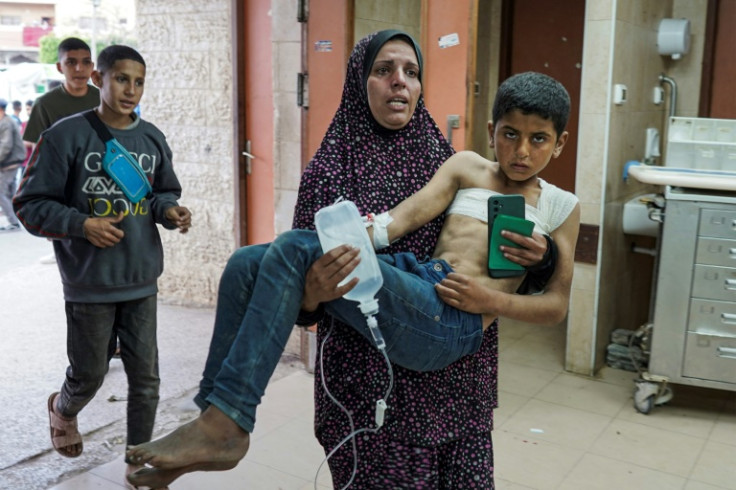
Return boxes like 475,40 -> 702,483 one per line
624,162 -> 736,191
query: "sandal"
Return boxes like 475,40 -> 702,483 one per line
47,392 -> 83,458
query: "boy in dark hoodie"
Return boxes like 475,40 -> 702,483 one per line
14,44 -> 191,488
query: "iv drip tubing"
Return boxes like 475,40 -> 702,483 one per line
313,317 -> 395,490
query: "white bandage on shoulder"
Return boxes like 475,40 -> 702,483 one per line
371,211 -> 393,250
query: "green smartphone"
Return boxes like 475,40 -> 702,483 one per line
487,194 -> 531,278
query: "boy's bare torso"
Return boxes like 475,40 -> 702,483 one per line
429,154 -> 543,323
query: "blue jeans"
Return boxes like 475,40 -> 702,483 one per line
57,295 -> 160,447
194,229 -> 484,433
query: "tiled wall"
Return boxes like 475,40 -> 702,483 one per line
566,0 -> 707,375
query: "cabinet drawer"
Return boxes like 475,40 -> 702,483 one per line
682,332 -> 736,385
688,298 -> 736,337
696,237 -> 736,268
691,265 -> 736,302
699,209 -> 736,239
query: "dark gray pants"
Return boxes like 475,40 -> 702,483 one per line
57,295 -> 160,448
0,166 -> 19,226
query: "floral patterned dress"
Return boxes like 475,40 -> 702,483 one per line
292,30 -> 498,488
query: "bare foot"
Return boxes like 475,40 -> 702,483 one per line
126,461 -> 236,488
125,405 -> 249,471
125,464 -> 169,489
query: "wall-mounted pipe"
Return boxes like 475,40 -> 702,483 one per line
659,73 -> 677,119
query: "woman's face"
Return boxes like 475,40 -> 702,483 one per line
366,39 -> 421,130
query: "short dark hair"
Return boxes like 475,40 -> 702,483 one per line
492,72 -> 571,138
58,37 -> 91,57
25,99 -> 34,106
12,100 -> 22,111
97,45 -> 146,73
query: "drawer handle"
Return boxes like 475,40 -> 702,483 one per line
723,313 -> 736,325
727,279 -> 736,291
717,346 -> 736,359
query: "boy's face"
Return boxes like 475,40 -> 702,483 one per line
56,49 -> 94,91
92,59 -> 145,118
488,109 -> 567,182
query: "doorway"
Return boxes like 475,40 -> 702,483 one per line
499,0 -> 585,193
301,0 -> 476,161
701,0 -> 736,118
236,0 -> 275,246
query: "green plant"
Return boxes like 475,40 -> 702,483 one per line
38,34 -> 61,63
37,33 -> 138,64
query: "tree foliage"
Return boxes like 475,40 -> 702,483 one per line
38,34 -> 61,63
37,33 -> 137,64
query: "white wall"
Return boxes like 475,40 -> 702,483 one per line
135,0 -> 303,306
136,0 -> 238,306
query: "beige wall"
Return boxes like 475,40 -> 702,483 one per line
668,0 -> 707,119
136,0 -> 238,307
354,0 -> 421,42
135,0 -> 303,306
271,0 -> 302,236
468,0 -> 502,158
566,0 -> 708,375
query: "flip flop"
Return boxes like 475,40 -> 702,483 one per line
47,392 -> 83,458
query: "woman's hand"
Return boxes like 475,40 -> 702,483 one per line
301,244 -> 361,312
499,230 -> 548,267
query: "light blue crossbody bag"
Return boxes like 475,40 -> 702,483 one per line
83,110 -> 152,203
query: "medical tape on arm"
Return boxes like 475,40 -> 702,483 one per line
371,211 -> 393,250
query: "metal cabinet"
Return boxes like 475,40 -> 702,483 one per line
639,193 -> 736,411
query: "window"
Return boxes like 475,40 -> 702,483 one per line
1,16 -> 22,26
78,17 -> 108,30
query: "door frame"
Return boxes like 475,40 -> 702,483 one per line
699,0 -> 736,118
236,0 -> 275,246
300,0 -> 353,169
420,0 -> 473,150
234,0 -> 247,245
498,0 -> 584,193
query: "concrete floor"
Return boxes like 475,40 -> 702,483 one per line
46,324 -> 736,490
2,215 -> 736,490
0,216 -> 305,489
